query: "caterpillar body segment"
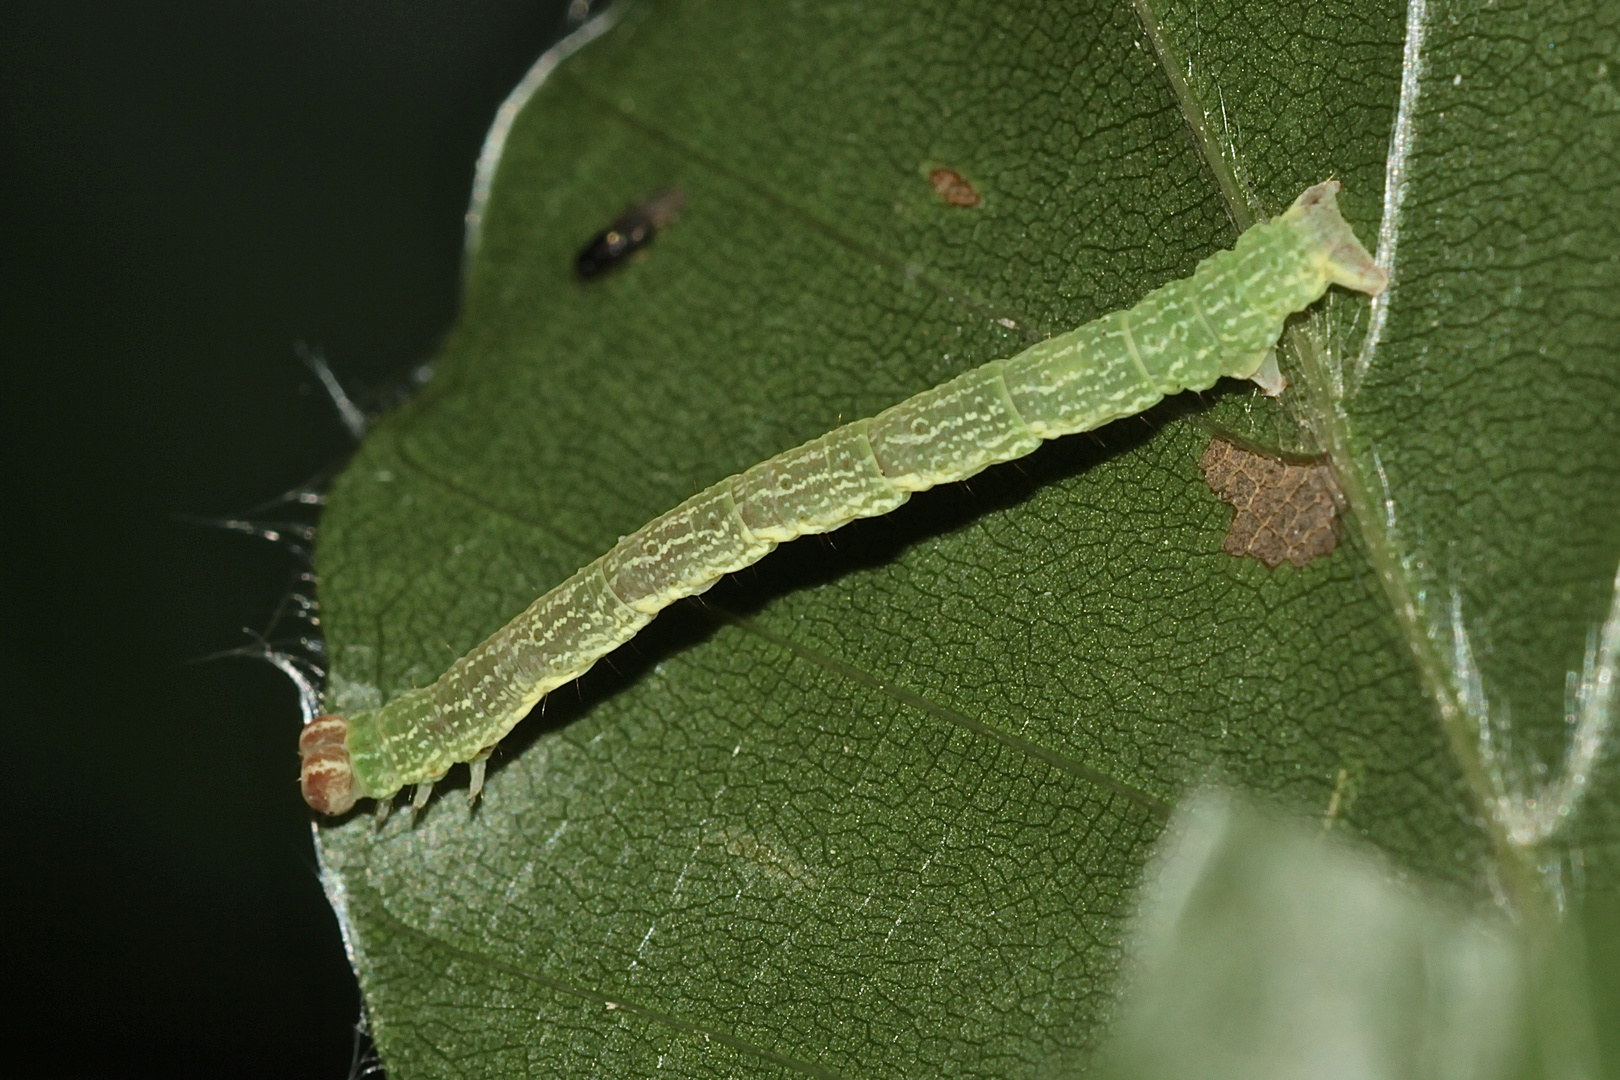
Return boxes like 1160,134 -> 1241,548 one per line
867,362 -> 1043,490
301,181 -> 1385,815
733,420 -> 910,539
604,481 -> 776,612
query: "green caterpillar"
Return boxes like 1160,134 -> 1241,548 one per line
300,181 -> 1386,816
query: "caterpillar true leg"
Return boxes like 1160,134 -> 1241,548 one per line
410,782 -> 434,814
467,749 -> 493,809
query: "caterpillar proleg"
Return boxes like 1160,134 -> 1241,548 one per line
300,181 -> 1386,816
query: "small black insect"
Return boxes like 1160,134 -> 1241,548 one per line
575,188 -> 688,280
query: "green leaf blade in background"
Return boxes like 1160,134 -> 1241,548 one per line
312,0 -> 1620,1075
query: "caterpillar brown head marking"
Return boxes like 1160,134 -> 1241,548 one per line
299,714 -> 358,816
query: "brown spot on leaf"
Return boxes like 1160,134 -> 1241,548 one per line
929,167 -> 981,208
1199,438 -> 1340,569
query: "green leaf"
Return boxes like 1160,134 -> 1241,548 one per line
312,0 -> 1620,1075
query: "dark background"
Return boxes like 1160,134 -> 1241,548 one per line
2,2 -> 572,1076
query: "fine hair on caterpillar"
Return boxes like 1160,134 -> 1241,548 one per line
299,181 -> 1387,817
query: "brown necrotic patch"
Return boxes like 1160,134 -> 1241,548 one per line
1199,438 -> 1340,569
928,167 -> 981,207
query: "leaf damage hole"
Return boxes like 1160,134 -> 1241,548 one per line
928,167 -> 981,208
1199,438 -> 1340,569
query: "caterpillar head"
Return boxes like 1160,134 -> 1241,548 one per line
1285,181 -> 1388,297
299,714 -> 358,815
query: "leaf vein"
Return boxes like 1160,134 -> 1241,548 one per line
359,882 -> 853,1080
717,610 -> 1172,818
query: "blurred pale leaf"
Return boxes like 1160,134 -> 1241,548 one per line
1096,790 -> 1528,1080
